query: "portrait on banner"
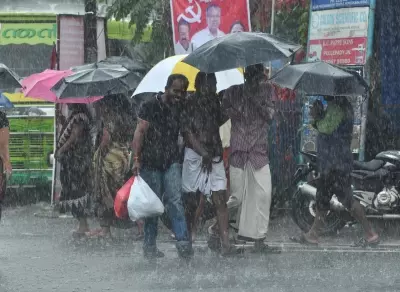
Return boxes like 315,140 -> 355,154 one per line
170,0 -> 251,54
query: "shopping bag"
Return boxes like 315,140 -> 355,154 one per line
114,176 -> 135,219
127,176 -> 164,221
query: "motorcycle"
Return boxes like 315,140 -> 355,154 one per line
291,150 -> 400,234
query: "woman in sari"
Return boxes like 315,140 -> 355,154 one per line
56,104 -> 93,236
0,110 -> 11,221
88,94 -> 135,238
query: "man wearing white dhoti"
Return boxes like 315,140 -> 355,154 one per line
181,72 -> 238,256
223,64 -> 276,252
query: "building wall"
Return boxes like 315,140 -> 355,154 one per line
0,0 -> 108,17
378,0 -> 400,134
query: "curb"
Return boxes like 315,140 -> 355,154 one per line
156,241 -> 400,253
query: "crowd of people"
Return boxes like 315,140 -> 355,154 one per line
48,60 -> 380,260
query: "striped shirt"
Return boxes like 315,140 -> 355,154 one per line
222,83 -> 275,170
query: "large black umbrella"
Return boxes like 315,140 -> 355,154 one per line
99,56 -> 148,73
182,32 -> 302,73
0,63 -> 22,91
270,61 -> 368,96
52,63 -> 141,99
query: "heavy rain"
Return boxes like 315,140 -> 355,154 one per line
0,0 -> 399,291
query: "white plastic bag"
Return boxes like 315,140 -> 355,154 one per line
127,175 -> 164,221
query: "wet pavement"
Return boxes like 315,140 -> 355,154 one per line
1,203 -> 400,292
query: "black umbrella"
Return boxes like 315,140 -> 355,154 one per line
270,62 -> 368,96
0,63 -> 22,91
52,63 -> 141,99
182,32 -> 302,73
99,56 -> 148,73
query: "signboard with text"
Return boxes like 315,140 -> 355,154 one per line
170,0 -> 251,55
58,15 -> 84,70
0,23 -> 56,45
312,0 -> 370,11
307,7 -> 369,65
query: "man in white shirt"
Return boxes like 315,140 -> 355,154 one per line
191,4 -> 225,50
174,20 -> 193,55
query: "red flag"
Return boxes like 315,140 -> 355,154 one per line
50,42 -> 57,70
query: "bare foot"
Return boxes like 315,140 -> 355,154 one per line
85,228 -> 112,239
302,233 -> 319,245
84,228 -> 102,237
74,227 -> 90,234
366,233 -> 379,243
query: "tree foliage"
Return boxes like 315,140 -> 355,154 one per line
105,0 -> 173,67
251,0 -> 309,46
275,0 -> 309,47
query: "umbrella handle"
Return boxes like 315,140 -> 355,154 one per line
290,51 -> 296,65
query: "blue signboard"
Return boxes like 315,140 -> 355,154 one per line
312,0 -> 370,11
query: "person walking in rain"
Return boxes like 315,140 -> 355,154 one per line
293,96 -> 379,246
87,94 -> 135,239
56,104 -> 93,237
0,109 -> 11,220
223,64 -> 275,252
131,74 -> 193,259
181,72 -> 236,255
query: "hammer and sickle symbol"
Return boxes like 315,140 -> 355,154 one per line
177,1 -> 201,23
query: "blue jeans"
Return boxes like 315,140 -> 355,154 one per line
140,163 -> 189,250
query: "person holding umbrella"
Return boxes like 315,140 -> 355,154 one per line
223,64 -> 276,252
0,109 -> 11,221
131,74 -> 193,259
295,96 -> 379,246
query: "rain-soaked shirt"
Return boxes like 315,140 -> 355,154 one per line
223,83 -> 275,170
181,92 -> 227,158
138,94 -> 181,171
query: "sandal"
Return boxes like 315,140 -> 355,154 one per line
85,230 -> 112,240
133,234 -> 144,241
72,231 -> 88,239
207,225 -> 222,251
290,235 -> 318,246
84,228 -> 102,237
221,245 -> 244,257
352,237 -> 380,248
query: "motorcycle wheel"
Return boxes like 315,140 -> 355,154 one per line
291,189 -> 346,235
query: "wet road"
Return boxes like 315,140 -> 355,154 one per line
1,204 -> 400,292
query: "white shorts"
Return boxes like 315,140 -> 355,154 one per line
182,148 -> 227,197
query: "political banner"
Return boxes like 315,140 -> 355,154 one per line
312,0 -> 370,11
307,7 -> 369,65
170,0 -> 251,55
